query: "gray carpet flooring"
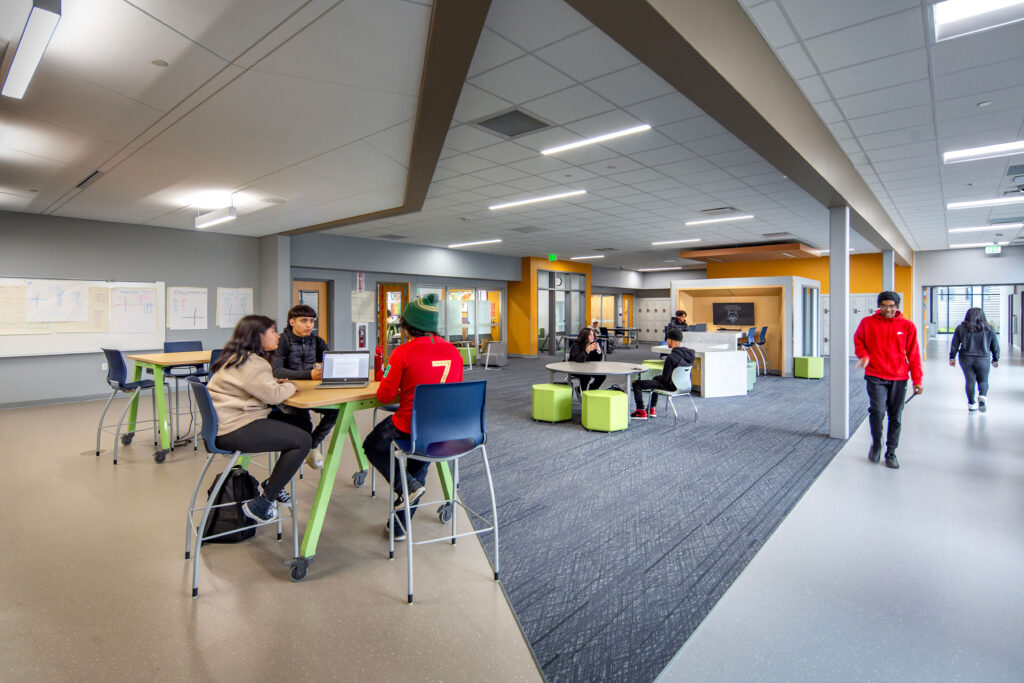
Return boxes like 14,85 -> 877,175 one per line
452,349 -> 868,682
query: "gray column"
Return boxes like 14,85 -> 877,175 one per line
882,249 -> 895,292
258,235 -> 291,324
829,206 -> 850,440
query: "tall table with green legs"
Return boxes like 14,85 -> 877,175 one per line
126,350 -> 212,462
282,380 -> 455,582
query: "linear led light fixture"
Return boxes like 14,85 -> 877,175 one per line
947,195 -> 1024,209
933,0 -> 1024,42
638,266 -> 683,272
949,222 -> 1024,232
1,0 -> 61,99
951,241 -> 1010,248
817,248 -> 855,254
651,238 -> 701,245
489,189 -> 586,210
541,124 -> 652,156
943,140 -> 1024,164
684,214 -> 754,226
570,254 -> 604,260
448,238 -> 502,248
195,205 -> 236,228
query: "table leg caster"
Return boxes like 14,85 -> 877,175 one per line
352,470 -> 368,488
154,449 -> 169,463
288,556 -> 313,582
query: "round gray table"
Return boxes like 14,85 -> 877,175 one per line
545,361 -> 649,416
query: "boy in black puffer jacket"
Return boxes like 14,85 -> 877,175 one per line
630,328 -> 695,419
272,305 -> 334,469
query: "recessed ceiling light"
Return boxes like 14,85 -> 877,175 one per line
943,140 -> 1024,164
684,214 -> 754,226
651,238 -> 701,245
947,195 -> 1024,209
933,0 -> 1024,42
569,254 -> 604,260
817,248 -> 855,254
950,241 -> 1010,248
195,206 -> 236,229
638,266 -> 683,272
448,238 -> 502,248
949,223 -> 1024,232
489,189 -> 586,210
151,59 -> 169,67
977,100 -> 993,107
541,124 -> 651,156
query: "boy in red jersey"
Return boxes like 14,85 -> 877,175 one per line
853,291 -> 923,470
362,294 -> 463,539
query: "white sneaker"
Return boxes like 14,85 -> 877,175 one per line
968,403 -> 978,412
305,449 -> 324,470
979,397 -> 988,413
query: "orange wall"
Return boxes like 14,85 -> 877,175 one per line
508,258 -> 592,355
684,291 -> 784,373
706,253 -> 914,315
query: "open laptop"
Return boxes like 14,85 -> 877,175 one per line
316,350 -> 371,389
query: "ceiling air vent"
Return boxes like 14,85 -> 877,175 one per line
762,232 -> 791,238
699,206 -> 742,217
75,170 -> 103,189
473,108 -> 551,139
510,225 -> 540,234
377,234 -> 408,240
595,247 -> 617,252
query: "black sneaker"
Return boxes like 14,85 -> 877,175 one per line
241,495 -> 279,522
261,479 -> 291,504
868,444 -> 881,463
383,518 -> 407,542
884,452 -> 900,470
394,478 -> 425,510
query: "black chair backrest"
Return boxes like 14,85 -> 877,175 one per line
165,340 -> 203,353
101,348 -> 128,389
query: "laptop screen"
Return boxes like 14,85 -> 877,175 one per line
322,351 -> 370,381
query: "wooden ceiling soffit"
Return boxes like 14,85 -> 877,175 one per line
281,0 -> 491,237
566,0 -> 913,266
678,242 -> 821,263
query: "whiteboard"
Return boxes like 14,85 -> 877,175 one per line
0,278 -> 165,357
217,287 -> 253,328
167,286 -> 208,330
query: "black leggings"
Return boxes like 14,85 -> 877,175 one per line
574,374 -> 605,391
958,355 -> 991,403
215,411 -> 311,501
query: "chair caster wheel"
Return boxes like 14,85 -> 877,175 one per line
120,433 -> 134,446
352,470 -> 368,488
288,557 -> 312,582
154,449 -> 169,463
438,502 -> 453,524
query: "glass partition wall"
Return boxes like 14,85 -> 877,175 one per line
538,271 -> 586,355
415,285 -> 504,350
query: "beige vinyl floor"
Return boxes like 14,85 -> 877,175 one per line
0,398 -> 541,681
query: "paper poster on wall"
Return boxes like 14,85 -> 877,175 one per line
24,279 -> 89,323
351,291 -> 374,323
167,286 -> 208,330
300,290 -> 319,310
56,287 -> 110,334
217,287 -> 253,328
0,285 -> 50,335
111,287 -> 158,333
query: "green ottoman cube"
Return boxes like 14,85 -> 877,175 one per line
581,390 -> 628,432
747,361 -> 757,390
459,346 -> 476,367
794,356 -> 824,379
532,383 -> 572,422
642,359 -> 664,378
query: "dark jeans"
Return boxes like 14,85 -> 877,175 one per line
363,416 -> 427,519
632,378 -> 672,409
865,375 -> 908,451
574,374 -> 605,391
289,408 -> 339,449
215,411 -> 312,501
958,355 -> 991,403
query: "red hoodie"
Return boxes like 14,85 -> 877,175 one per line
853,311 -> 923,385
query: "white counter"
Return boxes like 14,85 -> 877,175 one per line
652,345 -> 748,398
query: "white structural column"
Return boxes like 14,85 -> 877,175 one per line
882,249 -> 895,292
829,207 -> 851,439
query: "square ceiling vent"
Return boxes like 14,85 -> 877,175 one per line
472,108 -> 551,139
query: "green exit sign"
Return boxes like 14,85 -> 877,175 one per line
548,253 -> 558,261
985,245 -> 1002,254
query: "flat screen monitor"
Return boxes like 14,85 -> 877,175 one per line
712,302 -> 754,326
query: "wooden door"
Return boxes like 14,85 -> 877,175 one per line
622,294 -> 633,327
377,283 -> 409,359
292,280 -> 329,347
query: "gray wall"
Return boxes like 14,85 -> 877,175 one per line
591,266 -> 643,289
914,245 -> 1024,286
641,268 -> 707,290
0,212 -> 260,407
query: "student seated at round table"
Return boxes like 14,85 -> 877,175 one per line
568,326 -> 605,391
630,328 -> 695,420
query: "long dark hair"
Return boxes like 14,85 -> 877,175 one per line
574,326 -> 595,348
963,307 -> 989,333
212,315 -> 276,372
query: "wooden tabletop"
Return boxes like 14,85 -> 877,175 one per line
546,361 -> 648,375
127,350 -> 212,366
284,379 -> 381,409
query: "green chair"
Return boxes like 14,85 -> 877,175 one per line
747,361 -> 757,391
458,346 -> 476,368
532,383 -> 572,422
794,356 -> 824,379
581,390 -> 628,432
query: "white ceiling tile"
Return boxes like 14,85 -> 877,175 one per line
631,145 -> 698,167
747,2 -> 798,47
437,153 -> 499,175
472,165 -> 530,183
469,55 -> 576,104
847,104 -> 933,137
625,93 -> 705,127
534,27 -> 637,81
857,124 -> 934,152
813,101 -> 845,124
797,75 -> 832,104
864,141 -> 936,163
607,168 -> 666,185
804,10 -> 923,74
452,84 -> 513,124
581,156 -> 645,176
484,0 -> 590,51
822,49 -> 927,99
444,126 -> 504,153
776,43 -> 818,80
660,116 -> 729,144
779,0 -> 918,39
657,157 -> 719,177
585,64 -> 675,107
300,140 -> 407,195
934,57 -> 1024,104
706,148 -> 765,168
521,86 -> 616,125
836,79 -> 932,119
686,133 -> 748,157
930,21 -> 1024,76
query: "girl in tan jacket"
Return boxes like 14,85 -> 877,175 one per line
208,315 -> 311,521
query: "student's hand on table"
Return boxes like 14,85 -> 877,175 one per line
311,367 -> 323,380
948,359 -> 955,367
913,384 -> 924,395
856,356 -> 869,369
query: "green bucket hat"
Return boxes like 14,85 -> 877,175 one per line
402,293 -> 440,333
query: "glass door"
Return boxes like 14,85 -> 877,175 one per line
377,283 -> 408,358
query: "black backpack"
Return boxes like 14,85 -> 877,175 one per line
203,466 -> 260,544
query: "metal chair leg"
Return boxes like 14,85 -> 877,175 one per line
192,452 -> 241,598
480,444 -> 499,580
95,389 -> 117,455
112,387 -> 141,465
186,450 -> 218,559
